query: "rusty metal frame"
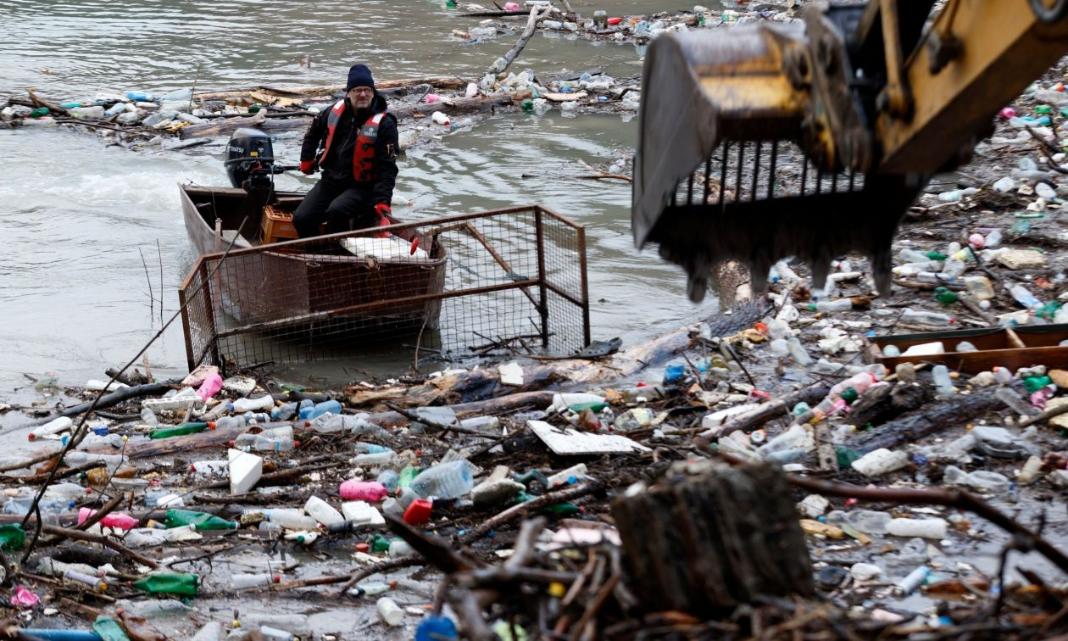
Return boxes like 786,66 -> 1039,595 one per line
178,204 -> 590,370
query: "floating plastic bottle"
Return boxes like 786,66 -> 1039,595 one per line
416,615 -> 458,641
339,480 -> 389,502
232,395 -> 274,413
133,572 -> 199,596
29,416 -> 73,441
549,393 -> 606,414
231,573 -> 279,589
271,401 -> 298,421
931,365 -> 956,396
78,508 -> 138,531
410,460 -> 474,499
1010,284 -> 1042,309
262,508 -> 318,531
900,309 -> 953,326
149,422 -> 208,440
164,509 -> 237,531
377,597 -> 405,626
304,496 -> 344,527
298,399 -> 342,420
886,517 -> 948,539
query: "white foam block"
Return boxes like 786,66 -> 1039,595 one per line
228,448 -> 263,495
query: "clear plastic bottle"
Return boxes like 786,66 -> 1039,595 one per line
1009,284 -> 1042,309
931,365 -> 956,395
844,509 -> 892,534
298,399 -> 342,420
376,470 -> 400,491
410,460 -> 474,499
808,299 -> 852,313
140,408 -> 159,426
886,518 -> 947,539
900,309 -> 953,326
271,401 -> 298,421
786,337 -> 813,365
230,573 -> 279,589
213,415 -> 246,430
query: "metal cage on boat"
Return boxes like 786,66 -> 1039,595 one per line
177,204 -> 591,373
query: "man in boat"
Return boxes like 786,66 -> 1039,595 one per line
294,63 -> 399,237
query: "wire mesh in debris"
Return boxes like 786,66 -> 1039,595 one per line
178,205 -> 590,373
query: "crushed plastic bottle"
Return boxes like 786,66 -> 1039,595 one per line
410,460 -> 474,499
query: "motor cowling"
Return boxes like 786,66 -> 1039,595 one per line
225,128 -> 276,192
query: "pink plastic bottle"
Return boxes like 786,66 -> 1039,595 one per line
78,507 -> 139,531
197,373 -> 224,401
339,480 -> 389,502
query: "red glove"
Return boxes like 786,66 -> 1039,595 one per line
299,160 -> 314,175
374,202 -> 392,238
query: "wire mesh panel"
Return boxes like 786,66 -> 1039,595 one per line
178,205 -> 589,373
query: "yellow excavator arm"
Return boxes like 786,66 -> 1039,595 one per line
634,0 -> 1068,301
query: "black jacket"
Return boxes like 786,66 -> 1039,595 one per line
300,92 -> 398,206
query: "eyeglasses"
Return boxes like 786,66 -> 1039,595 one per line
349,87 -> 373,95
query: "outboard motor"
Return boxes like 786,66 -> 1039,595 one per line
224,128 -> 280,207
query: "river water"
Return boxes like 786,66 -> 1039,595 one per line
0,0 -> 721,395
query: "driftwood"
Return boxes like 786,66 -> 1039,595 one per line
488,6 -> 549,76
180,91 -> 523,139
33,381 -> 175,425
847,382 -> 930,429
612,463 -> 813,614
849,386 -> 1003,453
193,77 -> 468,101
698,383 -> 831,440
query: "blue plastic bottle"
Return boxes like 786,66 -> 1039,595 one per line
299,399 -> 342,420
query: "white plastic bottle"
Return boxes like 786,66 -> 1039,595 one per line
232,395 -> 274,413
886,517 -> 948,539
410,460 -> 474,499
263,508 -> 319,531
304,496 -> 344,527
376,597 -> 405,626
850,448 -> 909,476
29,416 -> 73,441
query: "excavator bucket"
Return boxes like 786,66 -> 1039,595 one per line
632,12 -> 919,302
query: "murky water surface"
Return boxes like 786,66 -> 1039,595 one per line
0,1 -> 720,393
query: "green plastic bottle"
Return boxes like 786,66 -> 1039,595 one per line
1024,375 -> 1053,393
165,509 -> 238,531
0,524 -> 25,551
93,615 -> 132,641
398,465 -> 421,489
29,107 -> 49,118
133,572 -> 198,596
543,503 -> 580,516
371,534 -> 391,553
934,287 -> 958,305
149,422 -> 208,440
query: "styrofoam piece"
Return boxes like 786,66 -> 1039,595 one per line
341,501 -> 385,527
498,361 -> 524,386
228,448 -> 263,495
528,420 -> 650,455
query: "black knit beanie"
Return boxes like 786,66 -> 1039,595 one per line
346,64 -> 375,91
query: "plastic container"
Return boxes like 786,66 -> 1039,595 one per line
377,597 -> 405,626
410,460 -> 474,499
232,395 -> 274,413
376,470 -> 400,491
149,422 -> 208,440
416,616 -> 458,641
549,393 -> 606,413
886,517 -> 948,539
403,498 -> 433,525
298,399 -> 342,420
896,566 -> 930,595
340,480 -> 389,502
1010,284 -> 1042,309
842,509 -> 891,535
212,415 -> 245,430
304,496 -> 344,527
271,401 -> 298,421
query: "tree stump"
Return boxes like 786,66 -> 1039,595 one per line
611,462 -> 813,615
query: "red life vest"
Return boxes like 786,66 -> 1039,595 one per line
319,99 -> 386,182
